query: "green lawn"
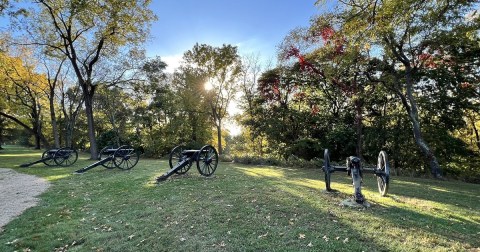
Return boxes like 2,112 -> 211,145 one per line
0,146 -> 479,251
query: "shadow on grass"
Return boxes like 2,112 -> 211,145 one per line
233,164 -> 480,250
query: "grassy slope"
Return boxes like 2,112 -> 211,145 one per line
0,146 -> 478,251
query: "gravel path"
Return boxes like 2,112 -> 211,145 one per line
0,168 -> 50,232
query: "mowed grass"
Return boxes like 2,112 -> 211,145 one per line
0,146 -> 479,251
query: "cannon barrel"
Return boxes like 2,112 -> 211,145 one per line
156,159 -> 191,182
20,158 -> 51,167
74,156 -> 113,174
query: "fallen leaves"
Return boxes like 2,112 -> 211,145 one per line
258,232 -> 268,238
322,235 -> 329,242
5,239 -> 19,245
212,241 -> 226,248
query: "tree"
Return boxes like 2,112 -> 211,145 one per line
0,49 -> 50,148
171,66 -> 212,147
280,25 -> 372,160
310,0 -> 480,177
59,83 -> 83,148
238,53 -> 270,155
41,56 -> 66,148
182,43 -> 242,154
16,0 -> 156,158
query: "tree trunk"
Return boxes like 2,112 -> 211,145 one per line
49,96 -> 60,148
84,94 -> 98,159
470,118 -> 480,152
65,123 -> 73,148
393,119 -> 401,176
190,113 -> 197,143
34,132 -> 41,149
217,121 -> 223,155
0,118 -> 4,148
354,97 -> 363,160
398,71 -> 442,178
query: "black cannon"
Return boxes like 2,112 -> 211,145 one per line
20,147 -> 78,167
322,149 -> 390,203
74,145 -> 140,174
156,145 -> 218,182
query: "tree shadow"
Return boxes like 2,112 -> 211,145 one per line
231,164 -> 480,250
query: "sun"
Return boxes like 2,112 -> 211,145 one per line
204,80 -> 214,91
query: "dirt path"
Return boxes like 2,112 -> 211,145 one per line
0,168 -> 50,232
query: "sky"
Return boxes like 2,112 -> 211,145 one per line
146,0 -> 322,72
146,1 -> 325,135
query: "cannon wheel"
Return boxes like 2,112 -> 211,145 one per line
169,145 -> 192,174
376,151 -> 390,196
113,145 -> 140,170
196,145 -> 218,177
53,147 -> 78,166
99,146 -> 116,169
323,149 -> 333,191
42,149 -> 56,166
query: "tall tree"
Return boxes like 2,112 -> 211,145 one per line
183,43 -> 242,154
41,57 -> 66,148
312,0 -> 479,177
60,84 -> 83,148
16,0 -> 156,158
0,50 -> 50,148
281,28 -> 372,160
238,53 -> 269,155
172,66 -> 212,147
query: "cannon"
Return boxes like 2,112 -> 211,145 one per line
20,147 -> 78,167
74,145 -> 140,174
156,145 -> 218,182
322,149 -> 390,203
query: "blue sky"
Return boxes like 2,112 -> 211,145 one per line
0,1 -> 325,72
147,0 -> 322,72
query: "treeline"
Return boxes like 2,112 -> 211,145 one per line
0,1 -> 479,181
0,43 -> 241,158
233,0 -> 480,181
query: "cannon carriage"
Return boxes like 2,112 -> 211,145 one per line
74,145 -> 140,174
322,149 -> 391,203
156,145 -> 218,182
20,147 -> 78,167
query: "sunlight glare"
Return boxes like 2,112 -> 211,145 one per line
204,80 -> 214,91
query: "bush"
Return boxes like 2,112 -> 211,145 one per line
287,138 -> 323,161
232,154 -> 322,169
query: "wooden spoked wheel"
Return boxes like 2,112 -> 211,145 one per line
376,151 -> 390,196
53,147 -> 78,166
99,146 -> 116,169
42,149 -> 56,166
113,145 -> 140,170
169,145 -> 192,174
323,149 -> 333,191
196,145 -> 218,177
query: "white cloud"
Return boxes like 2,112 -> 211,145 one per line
162,54 -> 183,73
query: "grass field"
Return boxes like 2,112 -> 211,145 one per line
0,146 -> 479,251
